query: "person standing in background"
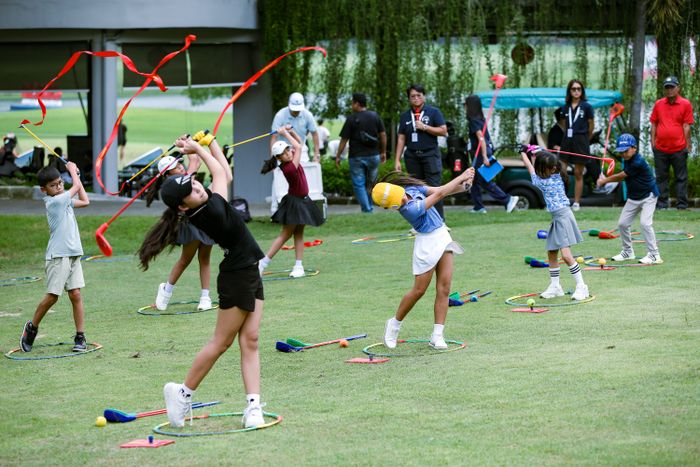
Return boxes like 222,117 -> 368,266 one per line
270,92 -> 320,163
650,76 -> 694,210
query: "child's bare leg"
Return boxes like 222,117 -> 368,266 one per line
293,225 -> 305,262
32,293 -> 58,327
265,224 -> 296,260
433,252 -> 453,325
67,288 -> 84,333
168,241 -> 199,285
238,299 -> 263,395
559,247 -> 575,267
395,270 -> 433,321
197,244 -> 213,290
547,250 -> 559,268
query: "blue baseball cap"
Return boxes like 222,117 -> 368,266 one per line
614,134 -> 637,153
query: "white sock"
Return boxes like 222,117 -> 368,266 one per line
181,384 -> 194,399
261,256 -> 271,268
200,289 -> 209,298
389,317 -> 402,328
569,263 -> 584,285
548,268 -> 560,286
295,260 -> 303,268
164,282 -> 175,293
433,324 -> 445,336
246,394 -> 260,406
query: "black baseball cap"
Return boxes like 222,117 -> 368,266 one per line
663,76 -> 679,87
160,174 -> 192,210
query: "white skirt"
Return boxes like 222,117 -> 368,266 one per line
412,225 -> 464,275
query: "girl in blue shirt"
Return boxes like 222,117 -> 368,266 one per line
371,168 -> 474,350
521,146 -> 590,301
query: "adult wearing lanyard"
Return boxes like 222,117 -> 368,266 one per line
394,84 -> 448,219
559,79 -> 594,211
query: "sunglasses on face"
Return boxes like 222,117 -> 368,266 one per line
571,87 -> 582,91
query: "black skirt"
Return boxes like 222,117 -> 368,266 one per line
560,133 -> 590,166
271,194 -> 325,226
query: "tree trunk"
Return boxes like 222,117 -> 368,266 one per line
629,0 -> 646,137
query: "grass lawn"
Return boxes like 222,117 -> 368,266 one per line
1,207 -> 699,465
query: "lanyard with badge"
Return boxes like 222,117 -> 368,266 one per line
567,105 -> 581,138
411,109 -> 424,143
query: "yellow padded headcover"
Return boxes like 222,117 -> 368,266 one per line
372,182 -> 405,209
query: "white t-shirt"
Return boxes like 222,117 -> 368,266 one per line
44,192 -> 83,260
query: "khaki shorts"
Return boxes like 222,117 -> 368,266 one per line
45,256 -> 85,296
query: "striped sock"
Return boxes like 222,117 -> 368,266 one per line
549,268 -> 560,286
569,263 -> 584,285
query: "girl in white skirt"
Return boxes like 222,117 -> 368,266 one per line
520,146 -> 589,300
372,168 -> 474,350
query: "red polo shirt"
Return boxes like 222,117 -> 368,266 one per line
650,95 -> 694,153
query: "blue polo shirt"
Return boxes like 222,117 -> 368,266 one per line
623,152 -> 660,200
398,105 -> 445,151
271,107 -> 317,145
399,186 -> 444,233
560,101 -> 594,136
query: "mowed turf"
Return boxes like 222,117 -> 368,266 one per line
0,208 -> 699,465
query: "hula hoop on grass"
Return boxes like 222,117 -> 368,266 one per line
583,258 -> 655,269
152,411 -> 282,437
137,300 -> 218,316
362,338 -> 466,358
505,293 -> 596,307
633,230 -> 694,243
262,268 -> 319,281
5,342 -> 102,360
351,233 -> 415,245
0,276 -> 41,287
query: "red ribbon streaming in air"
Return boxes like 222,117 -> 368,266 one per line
212,46 -> 327,136
21,35 -> 197,195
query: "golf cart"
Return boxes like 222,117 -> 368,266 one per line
474,87 -> 626,210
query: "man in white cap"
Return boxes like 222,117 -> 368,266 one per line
270,92 -> 320,163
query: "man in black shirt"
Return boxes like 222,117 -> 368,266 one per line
335,93 -> 387,213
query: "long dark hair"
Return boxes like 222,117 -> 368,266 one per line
137,208 -> 182,270
376,170 -> 426,188
565,79 -> 587,105
145,175 -> 165,207
534,150 -> 569,192
465,94 -> 484,120
260,156 -> 278,174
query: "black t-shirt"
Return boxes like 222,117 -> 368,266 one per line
187,190 -> 264,270
339,110 -> 385,157
467,117 -> 494,156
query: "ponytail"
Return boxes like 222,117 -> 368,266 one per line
376,170 -> 426,188
260,156 -> 278,174
145,175 -> 165,207
137,208 -> 181,270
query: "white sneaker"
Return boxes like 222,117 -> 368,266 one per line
155,283 -> 172,311
383,318 -> 400,349
163,382 -> 192,428
429,334 -> 448,350
571,284 -> 590,301
506,195 -> 519,213
289,265 -> 306,278
571,202 -> 581,211
612,250 -> 635,261
639,253 -> 663,265
540,283 -> 565,299
197,295 -> 212,311
242,403 -> 265,428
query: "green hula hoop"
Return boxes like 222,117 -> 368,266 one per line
153,411 -> 282,437
0,276 -> 41,287
505,293 -> 596,307
633,230 -> 694,243
351,233 -> 415,245
137,300 -> 218,316
5,342 -> 103,360
362,338 -> 466,358
262,268 -> 319,281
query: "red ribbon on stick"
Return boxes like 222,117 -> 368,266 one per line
212,46 -> 327,136
472,74 -> 507,161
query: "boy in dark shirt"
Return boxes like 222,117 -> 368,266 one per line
597,134 -> 662,264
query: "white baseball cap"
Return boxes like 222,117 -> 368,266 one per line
158,155 -> 181,173
288,92 -> 305,112
271,141 -> 290,156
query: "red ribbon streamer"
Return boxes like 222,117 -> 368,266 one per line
21,35 -> 197,195
212,46 -> 327,136
472,74 -> 507,161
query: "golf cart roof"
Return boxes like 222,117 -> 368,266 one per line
474,87 -> 622,110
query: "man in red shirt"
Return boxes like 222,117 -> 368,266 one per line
650,76 -> 694,210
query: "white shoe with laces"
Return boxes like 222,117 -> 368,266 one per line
639,253 -> 663,265
197,296 -> 212,311
612,250 -> 635,261
571,284 -> 590,301
540,283 -> 565,299
163,382 -> 192,428
383,318 -> 401,349
289,265 -> 306,278
429,334 -> 448,350
242,403 -> 266,428
155,283 -> 172,311
506,195 -> 519,213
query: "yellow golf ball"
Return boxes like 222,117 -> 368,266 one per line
526,298 -> 536,307
95,416 -> 107,427
576,256 -> 584,264
598,258 -> 607,266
